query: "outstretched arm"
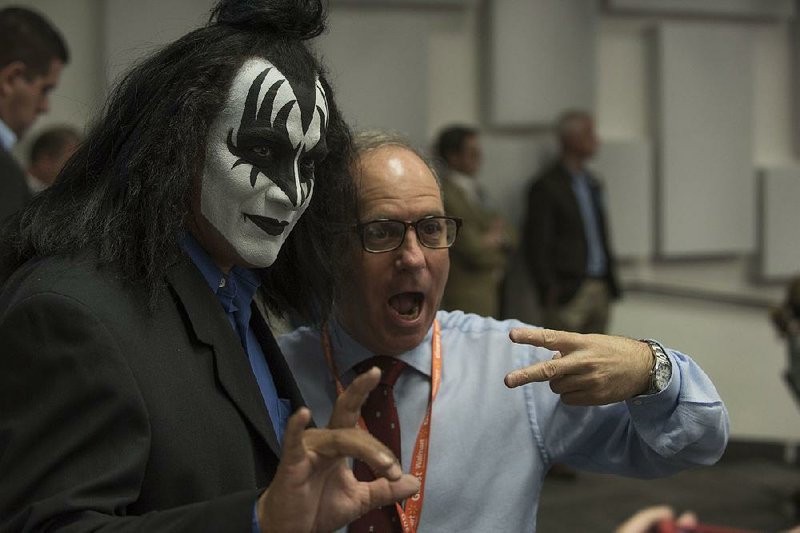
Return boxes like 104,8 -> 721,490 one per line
504,327 -> 728,473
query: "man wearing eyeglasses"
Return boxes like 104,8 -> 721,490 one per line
279,130 -> 728,532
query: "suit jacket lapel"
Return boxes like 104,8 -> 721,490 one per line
555,164 -> 588,241
250,309 -> 307,414
165,259 -> 282,457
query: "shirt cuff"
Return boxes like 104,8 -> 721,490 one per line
252,500 -> 261,533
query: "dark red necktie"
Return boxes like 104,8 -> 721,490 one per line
349,356 -> 407,533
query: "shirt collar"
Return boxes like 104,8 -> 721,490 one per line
25,173 -> 48,194
327,318 -> 435,381
570,170 -> 589,183
228,264 -> 261,322
181,231 -> 227,292
0,119 -> 17,152
448,170 -> 479,192
180,232 -> 261,302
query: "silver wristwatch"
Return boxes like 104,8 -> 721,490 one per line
641,339 -> 672,394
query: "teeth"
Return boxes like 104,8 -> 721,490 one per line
388,293 -> 423,319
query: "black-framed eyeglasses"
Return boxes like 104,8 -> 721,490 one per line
353,216 -> 462,253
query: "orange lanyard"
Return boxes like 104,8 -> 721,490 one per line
321,320 -> 442,533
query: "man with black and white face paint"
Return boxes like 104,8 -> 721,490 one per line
0,1 -> 419,532
197,57 -> 329,269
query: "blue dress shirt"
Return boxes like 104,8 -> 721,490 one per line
571,171 -> 607,277
0,118 -> 17,152
181,234 -> 290,444
279,310 -> 729,532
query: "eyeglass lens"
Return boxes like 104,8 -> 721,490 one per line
363,217 -> 456,252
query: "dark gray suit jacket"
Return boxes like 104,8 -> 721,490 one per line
0,146 -> 31,223
0,253 -> 305,532
523,162 -> 620,306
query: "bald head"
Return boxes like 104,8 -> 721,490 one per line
556,110 -> 598,162
337,131 -> 450,356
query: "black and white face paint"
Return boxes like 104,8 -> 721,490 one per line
201,57 -> 329,268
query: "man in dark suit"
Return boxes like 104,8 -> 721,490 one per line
0,1 -> 418,532
523,110 -> 620,335
0,6 -> 68,222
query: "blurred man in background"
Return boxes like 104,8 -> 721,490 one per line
26,125 -> 80,193
0,6 -> 68,220
524,110 -> 619,334
435,124 -> 516,318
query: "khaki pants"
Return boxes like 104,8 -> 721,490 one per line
544,279 -> 611,334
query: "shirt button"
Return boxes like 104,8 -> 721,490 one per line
219,278 -> 226,288
633,399 -> 642,406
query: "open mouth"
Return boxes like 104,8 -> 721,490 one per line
244,214 -> 289,236
388,292 -> 424,320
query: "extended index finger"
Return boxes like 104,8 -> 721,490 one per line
504,355 -> 585,388
280,407 -> 313,466
504,359 -> 560,388
328,367 -> 381,429
509,327 -> 582,352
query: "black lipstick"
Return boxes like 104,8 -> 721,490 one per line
244,214 -> 289,236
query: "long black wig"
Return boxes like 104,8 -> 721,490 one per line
0,0 -> 355,324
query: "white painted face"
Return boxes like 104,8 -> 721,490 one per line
200,57 -> 329,268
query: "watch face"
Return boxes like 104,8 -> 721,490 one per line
644,340 -> 673,394
654,361 -> 672,390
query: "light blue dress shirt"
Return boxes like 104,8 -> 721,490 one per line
0,118 -> 17,151
279,310 -> 729,532
571,171 -> 607,277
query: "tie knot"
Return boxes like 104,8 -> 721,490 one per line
356,356 -> 407,387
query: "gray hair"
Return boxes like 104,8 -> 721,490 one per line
352,129 -> 441,188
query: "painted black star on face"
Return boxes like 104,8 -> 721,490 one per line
225,62 -> 329,207
198,58 -> 331,269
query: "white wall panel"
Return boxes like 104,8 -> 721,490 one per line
320,6 -> 457,147
592,140 -> 653,258
486,0 -> 597,127
790,14 -> 800,160
654,22 -> 755,256
478,134 -> 554,327
103,0 -> 214,88
478,133 -> 555,228
758,168 -> 800,279
606,0 -> 795,20
336,0 -> 476,5
753,24 -> 794,167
